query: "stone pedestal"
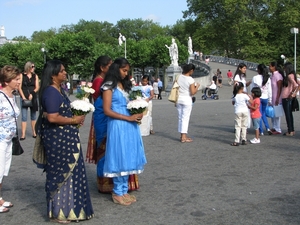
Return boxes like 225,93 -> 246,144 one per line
165,65 -> 182,93
188,54 -> 194,63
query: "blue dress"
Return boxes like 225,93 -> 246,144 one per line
103,86 -> 147,177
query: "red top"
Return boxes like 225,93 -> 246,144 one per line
92,77 -> 104,100
227,71 -> 233,78
250,98 -> 261,119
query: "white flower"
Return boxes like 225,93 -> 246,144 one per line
82,86 -> 95,94
71,99 -> 95,114
127,99 -> 148,110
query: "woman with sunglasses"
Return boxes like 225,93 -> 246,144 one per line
18,61 -> 39,140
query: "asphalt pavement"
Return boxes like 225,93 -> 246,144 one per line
2,62 -> 300,225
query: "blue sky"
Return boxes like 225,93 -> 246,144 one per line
0,0 -> 188,39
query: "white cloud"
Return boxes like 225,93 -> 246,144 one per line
4,0 -> 42,6
144,14 -> 160,23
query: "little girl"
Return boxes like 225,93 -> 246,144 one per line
141,75 -> 155,134
231,82 -> 250,146
248,87 -> 262,144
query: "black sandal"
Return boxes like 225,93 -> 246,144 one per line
231,142 -> 239,146
241,140 -> 247,145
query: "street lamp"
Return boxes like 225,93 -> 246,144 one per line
41,46 -> 47,64
290,28 -> 298,72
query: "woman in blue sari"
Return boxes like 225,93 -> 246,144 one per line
38,60 -> 94,223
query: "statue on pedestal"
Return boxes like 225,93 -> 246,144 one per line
0,26 -> 5,37
165,38 -> 178,66
118,33 -> 124,46
188,37 -> 193,55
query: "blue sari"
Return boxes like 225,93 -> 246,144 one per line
41,86 -> 94,221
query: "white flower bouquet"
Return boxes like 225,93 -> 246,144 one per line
71,99 -> 95,116
71,81 -> 95,127
76,81 -> 95,100
129,86 -> 143,100
70,99 -> 95,128
127,98 -> 148,124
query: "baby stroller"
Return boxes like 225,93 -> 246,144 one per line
201,87 -> 219,100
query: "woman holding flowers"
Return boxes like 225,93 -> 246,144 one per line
37,60 -> 94,223
86,55 -> 112,163
101,57 -> 147,206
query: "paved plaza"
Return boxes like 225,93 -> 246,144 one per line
2,62 -> 300,225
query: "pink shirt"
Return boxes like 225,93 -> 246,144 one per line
271,71 -> 283,105
281,74 -> 298,99
250,98 -> 261,119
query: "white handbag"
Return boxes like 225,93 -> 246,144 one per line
274,104 -> 284,117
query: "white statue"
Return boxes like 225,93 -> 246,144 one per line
119,33 -> 125,46
188,37 -> 193,55
0,26 -> 5,37
165,38 -> 178,66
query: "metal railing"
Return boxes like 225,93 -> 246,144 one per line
205,55 -> 258,71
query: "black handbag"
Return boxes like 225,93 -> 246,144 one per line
0,92 -> 24,155
292,97 -> 299,112
12,136 -> 24,155
22,99 -> 32,107
22,89 -> 33,107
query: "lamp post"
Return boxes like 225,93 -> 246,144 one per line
122,35 -> 127,58
290,28 -> 298,72
41,47 -> 47,64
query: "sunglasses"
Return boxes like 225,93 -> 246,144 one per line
31,65 -> 35,68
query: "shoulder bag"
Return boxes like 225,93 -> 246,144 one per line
0,92 -> 24,155
22,74 -> 33,107
168,76 -> 180,103
292,97 -> 299,112
22,90 -> 33,108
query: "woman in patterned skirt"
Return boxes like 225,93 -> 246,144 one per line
38,60 -> 94,223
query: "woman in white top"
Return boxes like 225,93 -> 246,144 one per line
0,65 -> 21,213
176,64 -> 200,143
233,63 -> 251,129
233,63 -> 251,93
251,64 -> 272,135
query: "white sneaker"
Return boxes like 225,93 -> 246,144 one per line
250,138 -> 260,144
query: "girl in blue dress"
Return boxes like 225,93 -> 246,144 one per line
101,58 -> 147,206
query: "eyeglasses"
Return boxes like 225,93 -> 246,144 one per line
31,65 -> 35,68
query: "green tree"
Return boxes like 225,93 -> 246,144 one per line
115,19 -> 167,41
12,36 -> 30,42
0,42 -> 45,75
31,28 -> 57,43
61,19 -> 117,45
45,31 -> 97,80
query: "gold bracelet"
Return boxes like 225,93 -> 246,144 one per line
71,117 -> 76,124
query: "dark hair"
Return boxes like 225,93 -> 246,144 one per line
181,63 -> 195,74
92,55 -> 112,81
0,65 -> 20,87
234,63 -> 247,80
257,64 -> 269,86
142,75 -> 149,81
101,57 -> 131,93
233,82 -> 244,97
270,61 -> 284,79
283,62 -> 297,87
39,60 -> 64,107
251,87 -> 262,98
